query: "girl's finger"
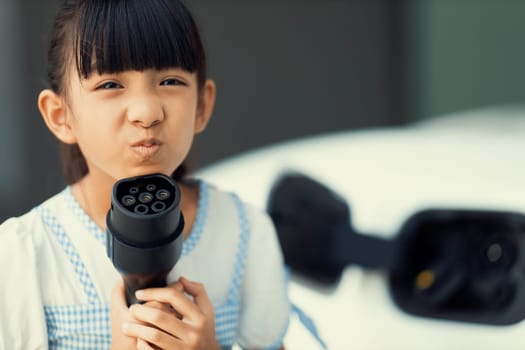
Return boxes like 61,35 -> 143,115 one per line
170,280 -> 185,293
110,278 -> 138,348
122,322 -> 181,349
135,284 -> 200,321
111,279 -> 129,312
142,300 -> 182,319
136,338 -> 154,350
179,277 -> 215,317
129,303 -> 189,341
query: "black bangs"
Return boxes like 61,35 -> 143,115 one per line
74,0 -> 205,82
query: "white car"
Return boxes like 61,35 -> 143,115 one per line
197,105 -> 525,350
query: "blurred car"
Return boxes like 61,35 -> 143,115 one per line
196,105 -> 525,350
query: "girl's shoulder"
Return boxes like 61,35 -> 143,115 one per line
200,179 -> 267,216
0,195 -> 58,348
200,179 -> 276,232
200,182 -> 289,348
201,179 -> 282,271
0,188 -> 69,242
0,207 -> 40,241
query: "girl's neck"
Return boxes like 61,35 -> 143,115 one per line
72,173 -> 197,238
72,173 -> 114,230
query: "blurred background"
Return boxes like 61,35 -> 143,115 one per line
1,0 -> 525,222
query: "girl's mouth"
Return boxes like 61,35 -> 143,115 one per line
131,139 -> 162,159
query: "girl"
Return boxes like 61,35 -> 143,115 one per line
0,0 -> 289,349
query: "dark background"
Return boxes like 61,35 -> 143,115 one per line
2,0 -> 525,222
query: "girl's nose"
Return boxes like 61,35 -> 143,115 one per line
127,96 -> 165,128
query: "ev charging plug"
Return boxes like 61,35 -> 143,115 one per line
106,173 -> 185,305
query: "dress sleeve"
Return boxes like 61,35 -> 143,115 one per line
0,217 -> 48,349
237,205 -> 290,349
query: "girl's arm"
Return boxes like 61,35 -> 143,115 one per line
110,279 -> 141,350
111,277 -> 221,350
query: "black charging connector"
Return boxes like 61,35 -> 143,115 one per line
106,173 -> 185,305
267,172 -> 525,325
390,209 -> 525,325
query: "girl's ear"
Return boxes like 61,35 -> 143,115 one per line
38,89 -> 77,144
194,79 -> 216,134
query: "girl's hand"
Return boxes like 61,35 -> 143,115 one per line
110,279 -> 138,350
110,279 -> 177,350
123,277 -> 221,350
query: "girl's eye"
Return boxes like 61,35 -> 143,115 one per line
97,81 -> 122,90
160,78 -> 184,86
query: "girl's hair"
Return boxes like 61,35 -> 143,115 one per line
47,0 -> 207,184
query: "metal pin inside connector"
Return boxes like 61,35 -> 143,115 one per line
119,182 -> 173,215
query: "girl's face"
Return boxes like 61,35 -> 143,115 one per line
61,67 -> 213,181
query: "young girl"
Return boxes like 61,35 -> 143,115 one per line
0,0 -> 289,349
